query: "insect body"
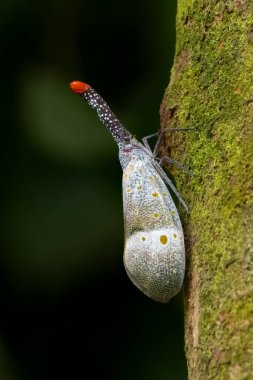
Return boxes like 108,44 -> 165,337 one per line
70,81 -> 185,303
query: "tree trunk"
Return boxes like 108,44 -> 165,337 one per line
160,1 -> 253,379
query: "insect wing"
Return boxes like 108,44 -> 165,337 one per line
122,151 -> 185,303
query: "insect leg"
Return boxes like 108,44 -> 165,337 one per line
153,128 -> 195,157
159,156 -> 195,176
142,128 -> 195,156
142,132 -> 159,153
153,161 -> 189,212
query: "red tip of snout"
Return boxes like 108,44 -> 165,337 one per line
70,81 -> 90,94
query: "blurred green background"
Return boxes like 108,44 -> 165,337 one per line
0,0 -> 187,379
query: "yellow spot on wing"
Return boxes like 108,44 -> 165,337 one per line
127,189 -> 131,193
152,192 -> 159,197
173,233 -> 177,238
160,235 -> 168,244
154,213 -> 159,218
137,185 -> 142,190
141,236 -> 146,241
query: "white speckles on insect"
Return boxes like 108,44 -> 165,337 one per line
71,81 -> 186,303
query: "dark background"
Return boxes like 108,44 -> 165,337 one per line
0,0 -> 187,379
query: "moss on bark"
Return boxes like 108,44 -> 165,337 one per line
160,1 -> 253,379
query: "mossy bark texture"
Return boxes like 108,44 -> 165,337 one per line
160,1 -> 253,379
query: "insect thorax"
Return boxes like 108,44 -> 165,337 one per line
118,140 -> 147,170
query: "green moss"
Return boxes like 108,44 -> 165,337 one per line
161,0 -> 253,379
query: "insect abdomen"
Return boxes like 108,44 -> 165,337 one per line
123,228 -> 185,303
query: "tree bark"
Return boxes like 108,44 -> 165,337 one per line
160,1 -> 253,379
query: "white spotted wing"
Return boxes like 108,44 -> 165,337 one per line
122,149 -> 185,303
